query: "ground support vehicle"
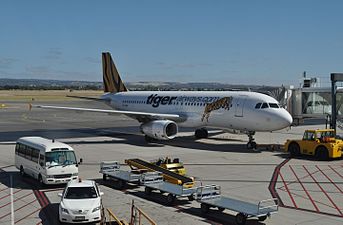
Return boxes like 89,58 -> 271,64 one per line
100,161 -> 150,189
140,172 -> 197,205
285,129 -> 343,160
150,157 -> 186,176
194,185 -> 278,225
125,158 -> 194,187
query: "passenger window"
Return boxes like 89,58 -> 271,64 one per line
261,103 -> 269,108
255,103 -> 262,109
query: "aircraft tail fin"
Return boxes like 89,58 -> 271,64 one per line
102,52 -> 128,93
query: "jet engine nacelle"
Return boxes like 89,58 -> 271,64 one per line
141,120 -> 178,140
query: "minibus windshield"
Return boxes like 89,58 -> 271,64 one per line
45,151 -> 77,167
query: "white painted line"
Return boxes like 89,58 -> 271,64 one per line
10,175 -> 14,225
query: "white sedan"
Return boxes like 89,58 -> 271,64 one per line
58,179 -> 103,223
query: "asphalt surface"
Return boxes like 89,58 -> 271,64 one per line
0,100 -> 343,225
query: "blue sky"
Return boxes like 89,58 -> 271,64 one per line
0,1 -> 343,86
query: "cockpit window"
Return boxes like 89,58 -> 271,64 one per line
261,103 -> 269,108
269,103 -> 279,108
255,103 -> 262,109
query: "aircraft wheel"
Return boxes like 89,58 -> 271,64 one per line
247,141 -> 257,149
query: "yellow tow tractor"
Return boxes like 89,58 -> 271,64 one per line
285,129 -> 343,160
151,157 -> 186,176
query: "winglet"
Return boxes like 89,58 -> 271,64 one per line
102,52 -> 128,93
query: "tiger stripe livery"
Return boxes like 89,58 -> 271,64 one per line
102,52 -> 128,93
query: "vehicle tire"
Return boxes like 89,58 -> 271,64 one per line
145,187 -> 152,195
38,174 -> 45,187
118,179 -> 126,189
315,146 -> 329,161
19,166 -> 25,177
235,213 -> 247,225
258,215 -> 267,221
200,203 -> 210,214
102,174 -> 107,181
166,193 -> 176,205
217,207 -> 225,212
288,143 -> 300,157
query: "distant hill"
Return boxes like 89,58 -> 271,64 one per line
0,78 -> 280,92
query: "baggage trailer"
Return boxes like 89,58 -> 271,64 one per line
194,185 -> 278,225
140,173 -> 197,205
100,161 -> 149,189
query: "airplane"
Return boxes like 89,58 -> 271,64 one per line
33,52 -> 293,149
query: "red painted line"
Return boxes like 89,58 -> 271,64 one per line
0,189 -> 22,201
316,165 -> 343,194
0,192 -> 33,209
278,171 -> 298,208
15,207 -> 42,224
328,165 -> 343,180
289,165 -> 319,212
0,198 -> 37,220
34,190 -> 48,207
268,158 -> 290,207
303,165 -> 343,216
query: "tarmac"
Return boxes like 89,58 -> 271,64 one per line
0,99 -> 343,225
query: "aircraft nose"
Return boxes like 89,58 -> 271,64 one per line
279,110 -> 293,128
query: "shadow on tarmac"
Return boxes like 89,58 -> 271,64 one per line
0,127 -> 263,154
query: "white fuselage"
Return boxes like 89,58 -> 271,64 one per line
101,91 -> 292,132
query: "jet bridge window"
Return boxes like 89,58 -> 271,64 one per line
255,103 -> 262,109
261,103 -> 269,108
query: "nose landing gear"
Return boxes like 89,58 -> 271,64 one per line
247,131 -> 257,149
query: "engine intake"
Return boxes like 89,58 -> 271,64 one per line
141,120 -> 178,140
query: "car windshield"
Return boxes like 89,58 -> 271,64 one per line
45,151 -> 77,167
65,187 -> 98,199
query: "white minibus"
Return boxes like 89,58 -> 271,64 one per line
15,137 -> 79,185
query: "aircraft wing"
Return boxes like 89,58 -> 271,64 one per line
31,104 -> 184,121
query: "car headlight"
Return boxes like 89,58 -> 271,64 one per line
46,175 -> 53,178
61,207 -> 69,214
92,206 -> 101,213
72,173 -> 78,176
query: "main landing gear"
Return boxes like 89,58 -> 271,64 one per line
247,131 -> 257,150
195,128 -> 208,139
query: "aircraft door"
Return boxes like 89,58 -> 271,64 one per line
234,97 -> 246,117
